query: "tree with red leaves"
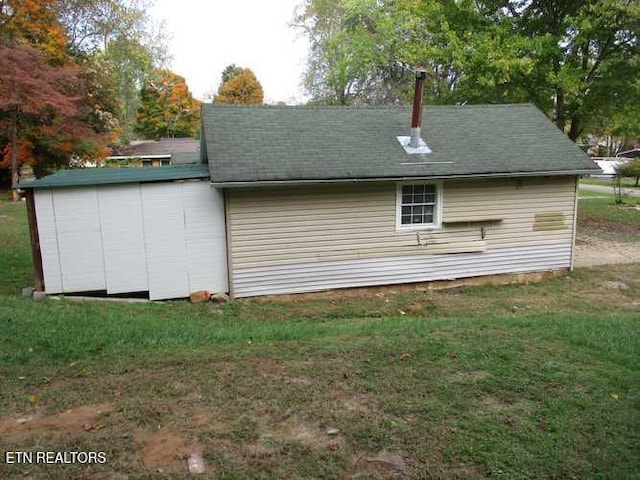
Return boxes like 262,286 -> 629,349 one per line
0,43 -> 91,200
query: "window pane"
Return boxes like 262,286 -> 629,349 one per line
399,183 -> 438,226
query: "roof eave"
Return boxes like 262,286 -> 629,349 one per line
209,168 -> 601,188
16,165 -> 210,190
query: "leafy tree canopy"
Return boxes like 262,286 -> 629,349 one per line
0,43 -> 100,197
135,69 -> 201,139
214,66 -> 264,105
617,158 -> 640,186
294,0 -> 640,142
0,0 -> 169,192
221,63 -> 242,84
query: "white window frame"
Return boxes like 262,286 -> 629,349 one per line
395,180 -> 443,231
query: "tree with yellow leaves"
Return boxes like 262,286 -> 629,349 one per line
134,69 -> 201,139
214,66 -> 263,105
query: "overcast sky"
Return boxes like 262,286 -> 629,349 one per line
149,0 -> 309,104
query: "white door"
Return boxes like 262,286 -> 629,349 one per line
53,187 -> 106,292
141,183 -> 190,300
98,184 -> 149,294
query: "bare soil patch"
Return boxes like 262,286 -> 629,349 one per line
575,234 -> 640,267
0,403 -> 112,439
135,429 -> 203,474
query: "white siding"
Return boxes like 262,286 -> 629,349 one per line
34,180 -> 227,300
227,177 -> 577,297
34,189 -> 63,294
53,187 -> 106,292
234,245 -> 571,297
98,185 -> 149,294
182,182 -> 228,293
141,183 -> 190,300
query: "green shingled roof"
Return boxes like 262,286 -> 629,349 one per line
202,103 -> 599,185
19,164 -> 210,189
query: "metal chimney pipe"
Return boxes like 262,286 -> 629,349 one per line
409,68 -> 427,148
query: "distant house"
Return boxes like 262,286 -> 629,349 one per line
104,138 -> 200,168
19,81 -> 599,300
590,148 -> 638,176
592,158 -> 628,176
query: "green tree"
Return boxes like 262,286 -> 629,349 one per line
105,35 -> 156,142
294,0 -> 640,141
293,0 -> 403,105
135,69 -> 200,139
617,158 -> 640,187
58,0 -> 170,143
214,67 -> 264,105
505,0 -> 640,140
221,63 -> 242,83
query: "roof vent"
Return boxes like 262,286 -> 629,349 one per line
397,68 -> 431,155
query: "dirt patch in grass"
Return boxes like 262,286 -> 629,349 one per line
450,370 -> 491,383
579,218 -> 640,235
135,428 -> 203,474
268,416 -> 333,448
348,450 -> 410,478
342,393 -> 375,413
575,234 -> 640,267
481,396 -> 511,410
0,403 -> 113,438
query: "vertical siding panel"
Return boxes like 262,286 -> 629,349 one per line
182,182 -> 228,293
53,187 -> 106,292
141,183 -> 190,300
34,189 -> 63,294
97,184 -> 149,294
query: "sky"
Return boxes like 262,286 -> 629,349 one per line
149,0 -> 310,104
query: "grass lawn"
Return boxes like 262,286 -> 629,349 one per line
580,176 -> 639,189
577,190 -> 640,242
0,197 -> 638,479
